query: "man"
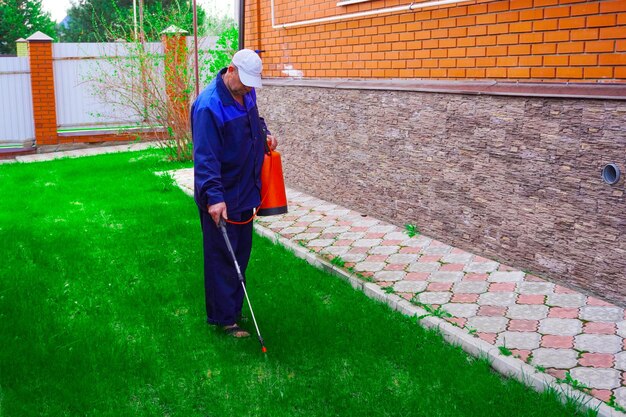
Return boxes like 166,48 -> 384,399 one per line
191,49 -> 277,338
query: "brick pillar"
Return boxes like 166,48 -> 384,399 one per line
161,26 -> 189,136
27,31 -> 58,146
15,38 -> 28,57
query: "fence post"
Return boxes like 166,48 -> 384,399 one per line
161,26 -> 190,140
27,31 -> 58,146
15,38 -> 28,57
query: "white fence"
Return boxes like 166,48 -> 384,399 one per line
0,36 -> 219,145
0,57 -> 34,144
53,42 -> 164,130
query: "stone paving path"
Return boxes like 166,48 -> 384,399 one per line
172,167 -> 626,415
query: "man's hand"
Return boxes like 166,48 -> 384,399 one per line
267,134 -> 278,151
208,202 -> 228,225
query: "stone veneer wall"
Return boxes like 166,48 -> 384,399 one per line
257,84 -> 626,305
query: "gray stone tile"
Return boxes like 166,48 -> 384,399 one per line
466,316 -> 508,333
353,239 -> 383,248
416,292 -> 451,305
574,334 -> 622,354
442,303 -> 479,318
374,271 -> 406,282
615,352 -> 626,371
350,219 -> 380,227
546,294 -> 587,308
618,320 -> 626,338
441,253 -> 474,263
569,367 -> 621,390
383,231 -> 407,240
354,262 -> 385,272
478,292 -> 517,306
310,220 -> 337,228
338,232 -> 366,240
308,239 -> 335,247
387,254 -> 420,264
280,226 -> 307,234
367,224 -> 397,234
507,305 -> 549,320
464,262 -> 499,273
488,271 -> 525,282
538,318 -> 582,336
324,226 -> 351,234
614,387 -> 626,409
430,271 -> 464,283
341,253 -> 367,263
321,246 -> 350,256
423,245 -> 452,255
369,246 -> 400,255
453,281 -> 489,294
407,262 -> 440,273
517,282 -> 555,295
292,232 -> 320,241
531,348 -> 578,369
579,306 -> 623,322
394,281 -> 428,292
269,221 -> 294,229
297,214 -> 323,222
496,331 -> 541,350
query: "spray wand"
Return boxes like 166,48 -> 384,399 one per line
218,219 -> 267,353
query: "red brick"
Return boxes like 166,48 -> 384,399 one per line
578,353 -> 614,368
541,335 -> 574,348
451,293 -> 479,303
583,322 -> 616,334
517,294 -> 546,304
508,319 -> 539,331
478,305 -> 507,316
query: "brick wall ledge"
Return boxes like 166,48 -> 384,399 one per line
262,78 -> 626,100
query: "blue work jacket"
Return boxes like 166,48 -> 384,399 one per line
191,68 -> 269,214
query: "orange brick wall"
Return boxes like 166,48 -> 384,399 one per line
28,40 -> 59,145
245,0 -> 626,81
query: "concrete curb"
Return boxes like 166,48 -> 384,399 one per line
253,221 -> 626,417
10,142 -> 156,163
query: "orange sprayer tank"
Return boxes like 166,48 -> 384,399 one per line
257,149 -> 288,216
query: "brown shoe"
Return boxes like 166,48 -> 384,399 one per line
223,324 -> 250,338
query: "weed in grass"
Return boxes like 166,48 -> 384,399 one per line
498,345 -> 513,357
331,256 -> 346,268
535,365 -> 546,373
382,285 -> 396,294
465,326 -> 478,336
412,301 -> 452,320
557,372 -> 591,393
404,223 -> 420,238
608,395 -> 626,413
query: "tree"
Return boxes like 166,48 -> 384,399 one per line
0,0 -> 57,55
58,0 -> 206,42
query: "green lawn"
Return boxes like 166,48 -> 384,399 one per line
0,150 -> 595,416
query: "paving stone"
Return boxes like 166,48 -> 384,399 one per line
280,226 -> 307,234
539,318 -> 582,336
546,294 -> 587,308
314,204 -> 338,212
384,231 -> 408,240
341,253 -> 367,263
402,236 -> 431,247
338,232 -> 366,240
297,214 -> 323,222
307,239 -> 336,247
615,352 -> 626,371
578,353 -> 615,368
579,306 -> 623,322
394,280 -> 428,292
369,246 -> 400,255
478,292 -> 517,306
569,367 -> 621,390
617,321 -> 626,338
488,271 -> 525,282
350,219 -> 380,227
517,282 -> 555,295
324,226 -> 351,234
353,238 -> 383,248
541,335 -> 574,349
368,224 -> 397,234
407,262 -> 440,273
466,316 -> 508,333
453,281 -> 489,294
442,303 -> 479,318
326,209 -> 351,217
292,232 -> 321,241
465,262 -> 499,273
531,348 -> 578,368
321,246 -> 350,256
507,305 -> 549,320
496,331 -> 541,350
269,221 -> 295,229
373,271 -> 406,282
310,220 -> 336,228
440,252 -> 474,263
429,271 -> 464,282
423,245 -> 452,255
614,387 -> 626,408
575,334 -> 622,354
387,253 -> 419,264
416,292 -> 451,305
354,262 -> 385,272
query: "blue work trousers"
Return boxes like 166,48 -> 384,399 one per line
199,209 -> 253,326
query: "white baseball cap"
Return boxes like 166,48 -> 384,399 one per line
232,49 -> 263,88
